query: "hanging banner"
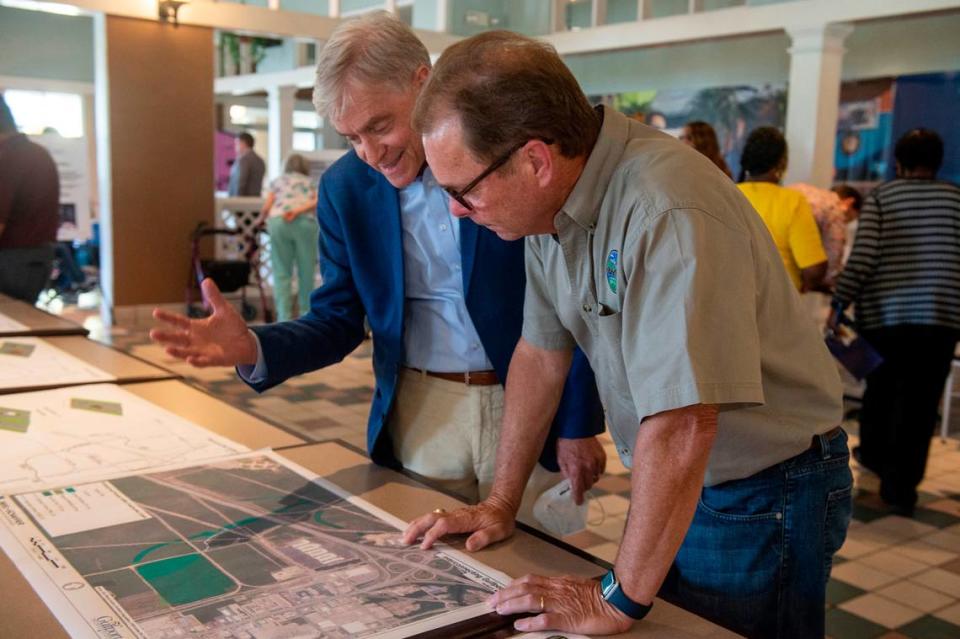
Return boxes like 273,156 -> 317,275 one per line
33,132 -> 93,243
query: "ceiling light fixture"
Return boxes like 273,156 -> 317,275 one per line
158,0 -> 188,27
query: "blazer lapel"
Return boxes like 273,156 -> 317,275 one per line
365,168 -> 405,340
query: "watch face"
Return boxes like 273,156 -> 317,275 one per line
601,570 -> 617,597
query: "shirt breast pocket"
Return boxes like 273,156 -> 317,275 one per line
598,303 -> 618,317
595,309 -> 625,376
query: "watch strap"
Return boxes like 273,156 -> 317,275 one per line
600,569 -> 652,620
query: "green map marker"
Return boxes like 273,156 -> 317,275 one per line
71,398 -> 124,416
0,407 -> 30,433
0,342 -> 35,358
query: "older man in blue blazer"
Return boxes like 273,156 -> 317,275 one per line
151,12 -> 604,518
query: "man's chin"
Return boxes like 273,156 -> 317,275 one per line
381,169 -> 416,189
493,228 -> 522,242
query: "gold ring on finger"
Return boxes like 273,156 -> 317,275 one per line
432,508 -> 446,515
539,595 -> 545,613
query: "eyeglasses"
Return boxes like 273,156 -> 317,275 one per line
443,139 -> 552,211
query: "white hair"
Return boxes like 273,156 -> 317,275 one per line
313,11 -> 430,119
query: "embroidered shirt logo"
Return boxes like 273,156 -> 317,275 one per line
606,249 -> 619,294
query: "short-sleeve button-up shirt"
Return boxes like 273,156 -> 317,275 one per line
522,106 -> 843,486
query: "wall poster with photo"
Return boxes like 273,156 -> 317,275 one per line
835,71 -> 960,191
833,78 -> 896,189
589,83 -> 787,180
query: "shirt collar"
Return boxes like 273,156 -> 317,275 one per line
557,105 -> 631,232
401,164 -> 437,190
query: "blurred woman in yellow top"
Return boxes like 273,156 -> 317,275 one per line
737,127 -> 827,292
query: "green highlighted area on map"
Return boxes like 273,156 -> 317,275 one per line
0,407 -> 30,433
135,553 -> 235,606
71,398 -> 123,416
0,342 -> 34,358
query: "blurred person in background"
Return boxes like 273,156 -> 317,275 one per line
831,129 -> 960,516
0,94 -> 59,304
788,182 -> 847,288
258,153 -> 319,321
228,131 -> 266,197
832,184 -> 864,265
738,127 -> 827,292
680,121 -> 732,178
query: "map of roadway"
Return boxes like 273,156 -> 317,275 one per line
30,454 -> 502,638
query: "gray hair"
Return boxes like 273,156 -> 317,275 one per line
284,153 -> 310,176
313,11 -> 430,119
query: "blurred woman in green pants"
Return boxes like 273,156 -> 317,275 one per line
259,154 -> 319,321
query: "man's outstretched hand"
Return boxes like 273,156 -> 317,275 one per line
402,499 -> 516,552
150,278 -> 258,368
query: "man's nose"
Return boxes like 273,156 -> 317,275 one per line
368,140 -> 388,165
357,138 -> 385,165
448,197 -> 472,218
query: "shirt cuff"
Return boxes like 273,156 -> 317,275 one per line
236,329 -> 268,384
521,325 -> 576,352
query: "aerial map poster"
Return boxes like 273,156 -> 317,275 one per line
0,450 -> 510,638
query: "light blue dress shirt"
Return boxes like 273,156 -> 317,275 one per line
240,167 -> 491,383
399,167 -> 492,372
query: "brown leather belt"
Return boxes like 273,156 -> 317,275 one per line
404,367 -> 500,386
810,426 -> 843,451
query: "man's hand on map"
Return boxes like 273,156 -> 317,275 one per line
150,278 -> 258,368
490,574 -> 634,636
401,497 -> 516,552
557,436 -> 607,505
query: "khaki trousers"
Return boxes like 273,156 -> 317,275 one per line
390,368 -> 559,525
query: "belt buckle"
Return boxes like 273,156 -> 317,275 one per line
464,371 -> 472,385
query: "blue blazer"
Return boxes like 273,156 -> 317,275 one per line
247,151 -> 603,471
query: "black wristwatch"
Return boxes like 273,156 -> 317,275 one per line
600,568 -> 653,620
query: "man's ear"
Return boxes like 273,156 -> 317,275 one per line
412,64 -> 430,88
525,140 -> 554,188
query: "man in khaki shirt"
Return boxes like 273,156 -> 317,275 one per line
402,32 -> 851,639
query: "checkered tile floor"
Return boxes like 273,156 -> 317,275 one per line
98,326 -> 960,639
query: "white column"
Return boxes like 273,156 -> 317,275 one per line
592,0 -> 607,27
783,22 -> 854,188
551,0 -> 567,32
83,93 -> 99,231
267,85 -> 296,180
436,0 -> 449,32
638,0 -> 652,20
385,0 -> 398,15
92,12 -> 115,326
329,0 -> 341,18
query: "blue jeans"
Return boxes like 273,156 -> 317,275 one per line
659,429 -> 852,639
